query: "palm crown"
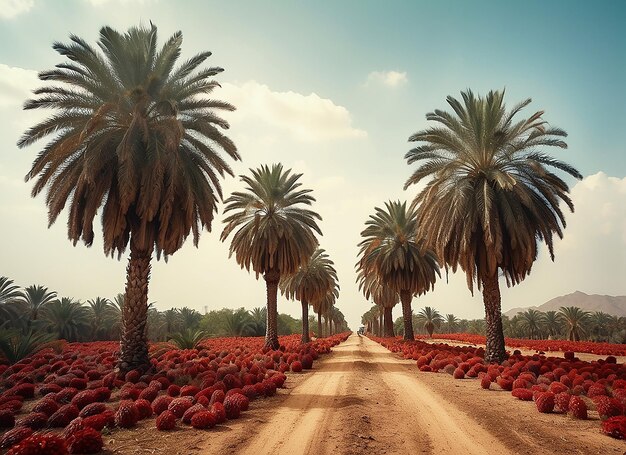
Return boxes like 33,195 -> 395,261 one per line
280,249 -> 337,303
18,24 -> 239,259
221,163 -> 321,277
405,89 -> 582,290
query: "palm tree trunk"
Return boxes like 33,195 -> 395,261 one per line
383,306 -> 394,337
263,270 -> 280,350
481,273 -> 506,363
317,312 -> 323,338
324,317 -> 329,337
400,290 -> 415,341
329,317 -> 333,336
118,242 -> 152,373
301,300 -> 310,343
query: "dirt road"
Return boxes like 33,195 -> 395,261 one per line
107,334 -> 625,454
221,333 -> 512,455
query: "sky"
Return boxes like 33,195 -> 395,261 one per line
0,0 -> 625,330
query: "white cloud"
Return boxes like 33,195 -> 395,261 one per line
364,70 -> 408,88
0,64 -> 38,107
0,0 -> 34,19
220,81 -> 367,142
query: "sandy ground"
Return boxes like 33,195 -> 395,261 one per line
104,334 -> 625,454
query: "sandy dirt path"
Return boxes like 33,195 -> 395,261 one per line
216,334 -> 512,455
106,334 -> 625,454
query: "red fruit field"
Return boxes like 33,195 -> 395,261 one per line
371,335 -> 626,440
0,333 -> 349,454
415,333 -> 626,356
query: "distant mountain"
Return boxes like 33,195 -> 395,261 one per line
504,291 -> 626,318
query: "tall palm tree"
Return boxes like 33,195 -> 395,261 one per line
221,164 -> 322,349
331,308 -> 346,333
281,248 -> 338,343
313,288 -> 338,338
18,285 -> 58,325
558,306 -> 589,341
444,314 -> 459,333
543,310 -> 562,339
19,24 -> 239,372
357,272 -> 398,337
405,90 -> 582,362
519,309 -> 545,339
357,201 -> 440,340
87,297 -> 115,340
416,306 -> 443,337
41,297 -> 90,341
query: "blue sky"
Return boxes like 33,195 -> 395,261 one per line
0,0 -> 625,329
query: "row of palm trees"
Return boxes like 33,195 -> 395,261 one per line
16,22 -> 581,368
355,89 -> 581,362
18,24 -> 346,372
361,304 -> 626,343
1,276 -> 348,342
0,276 -> 348,363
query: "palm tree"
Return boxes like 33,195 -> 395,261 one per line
331,308 -> 346,333
0,328 -> 57,364
416,306 -> 443,337
162,309 -> 181,335
248,307 -> 267,336
223,308 -> 254,336
405,90 -> 582,362
177,307 -> 202,330
168,328 -> 208,350
558,306 -> 589,341
280,248 -> 338,343
19,24 -> 239,372
109,293 -> 124,337
221,164 -> 322,349
444,314 -> 459,333
519,309 -> 545,339
313,288 -> 338,338
357,201 -> 440,340
41,298 -> 90,341
18,285 -> 58,325
543,310 -> 562,339
0,277 -> 24,329
607,315 -> 625,342
357,272 -> 398,337
361,306 -> 379,334
588,311 -> 611,341
468,319 -> 486,335
87,297 -> 115,340
146,308 -> 165,341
